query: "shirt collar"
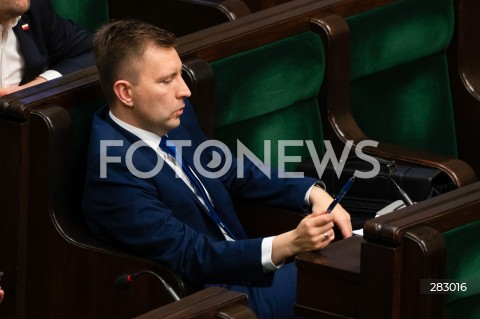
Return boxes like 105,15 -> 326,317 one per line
109,110 -> 162,149
0,17 -> 21,32
12,16 -> 21,28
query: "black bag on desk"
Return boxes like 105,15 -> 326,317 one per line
297,156 -> 456,229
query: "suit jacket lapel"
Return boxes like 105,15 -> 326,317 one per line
104,113 -> 209,213
13,14 -> 47,84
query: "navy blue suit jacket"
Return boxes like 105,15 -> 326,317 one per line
12,0 -> 94,85
83,100 -> 317,286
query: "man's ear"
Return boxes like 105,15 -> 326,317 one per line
113,80 -> 134,107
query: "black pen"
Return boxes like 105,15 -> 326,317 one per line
327,176 -> 355,213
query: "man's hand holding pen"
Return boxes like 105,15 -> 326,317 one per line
309,179 -> 353,239
271,181 -> 353,265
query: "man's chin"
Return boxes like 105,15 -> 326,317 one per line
168,118 -> 181,130
7,5 -> 30,18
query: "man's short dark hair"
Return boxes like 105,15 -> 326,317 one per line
93,19 -> 176,103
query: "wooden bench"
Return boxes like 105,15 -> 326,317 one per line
0,56 -> 301,319
176,0 -> 477,227
316,0 -> 479,185
296,181 -> 480,318
177,0 -> 395,170
2,0 -> 479,317
1,73 -> 190,318
53,0 -> 252,37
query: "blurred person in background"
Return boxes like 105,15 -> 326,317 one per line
0,0 -> 94,96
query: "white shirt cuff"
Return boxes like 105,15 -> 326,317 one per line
261,236 -> 284,272
38,70 -> 62,81
305,184 -> 315,206
305,181 -> 326,207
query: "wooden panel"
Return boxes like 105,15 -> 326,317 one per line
178,0 -> 395,61
296,236 -> 362,318
108,0 -> 251,37
0,119 -> 29,318
296,182 -> 480,318
242,0 -> 291,12
448,0 -> 480,176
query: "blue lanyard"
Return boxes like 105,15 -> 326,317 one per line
159,136 -> 237,240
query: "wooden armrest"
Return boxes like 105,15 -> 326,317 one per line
356,224 -> 448,318
363,181 -> 480,244
449,0 -> 480,176
315,10 -> 477,189
0,66 -> 98,120
213,0 -> 252,19
134,286 -> 256,319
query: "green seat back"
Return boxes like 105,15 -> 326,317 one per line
444,219 -> 480,319
52,0 -> 109,33
345,0 -> 457,157
211,32 -> 325,171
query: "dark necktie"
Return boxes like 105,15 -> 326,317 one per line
159,135 -> 236,240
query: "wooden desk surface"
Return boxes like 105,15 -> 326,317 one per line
295,236 -> 363,318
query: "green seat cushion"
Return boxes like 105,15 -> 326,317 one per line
211,32 -> 325,171
52,0 -> 109,33
345,0 -> 457,157
444,219 -> 480,318
447,294 -> 480,319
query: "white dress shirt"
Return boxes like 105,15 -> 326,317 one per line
0,17 -> 61,88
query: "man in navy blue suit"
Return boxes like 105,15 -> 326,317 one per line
83,20 -> 352,318
0,0 -> 94,96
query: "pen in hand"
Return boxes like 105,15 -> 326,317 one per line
326,176 -> 355,213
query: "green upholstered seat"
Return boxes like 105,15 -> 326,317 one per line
345,0 -> 458,158
52,0 -> 109,33
211,32 -> 325,171
444,219 -> 480,319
